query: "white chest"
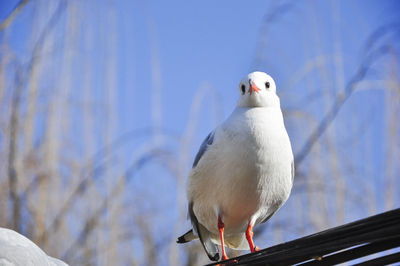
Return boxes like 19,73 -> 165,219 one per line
189,107 -> 294,233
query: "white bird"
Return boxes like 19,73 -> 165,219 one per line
0,227 -> 68,266
177,71 -> 294,261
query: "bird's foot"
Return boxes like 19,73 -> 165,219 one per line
246,223 -> 260,253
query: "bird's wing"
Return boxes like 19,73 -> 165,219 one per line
180,130 -> 219,261
188,202 -> 219,261
192,131 -> 215,168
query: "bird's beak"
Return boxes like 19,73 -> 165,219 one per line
248,79 -> 261,95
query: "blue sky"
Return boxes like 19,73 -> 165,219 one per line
115,0 -> 273,134
1,0 -> 398,139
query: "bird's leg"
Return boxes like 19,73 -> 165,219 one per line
218,215 -> 229,260
246,222 -> 260,252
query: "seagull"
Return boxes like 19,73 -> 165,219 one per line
177,71 -> 294,262
0,227 -> 68,266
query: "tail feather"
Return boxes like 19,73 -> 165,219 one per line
177,229 -> 197,243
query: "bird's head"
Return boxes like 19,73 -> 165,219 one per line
237,71 -> 279,108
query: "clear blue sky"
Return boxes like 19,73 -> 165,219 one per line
1,0 -> 398,139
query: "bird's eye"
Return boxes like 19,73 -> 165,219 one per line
241,84 -> 246,94
265,82 -> 270,89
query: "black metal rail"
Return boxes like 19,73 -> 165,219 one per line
206,208 -> 400,266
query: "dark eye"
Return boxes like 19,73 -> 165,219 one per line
265,82 -> 270,89
241,84 -> 246,94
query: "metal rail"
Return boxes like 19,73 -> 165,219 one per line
206,208 -> 400,266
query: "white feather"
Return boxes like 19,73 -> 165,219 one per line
0,228 -> 68,266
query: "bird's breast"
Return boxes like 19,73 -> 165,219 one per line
216,109 -> 293,230
189,107 -> 293,235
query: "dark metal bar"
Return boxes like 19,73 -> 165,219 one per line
206,208 -> 400,266
246,227 -> 400,265
299,238 -> 400,266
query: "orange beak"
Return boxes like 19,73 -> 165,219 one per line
248,80 -> 261,95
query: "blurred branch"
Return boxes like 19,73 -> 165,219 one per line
73,228 -> 143,266
8,66 -> 23,231
363,23 -> 400,54
5,0 -> 67,233
253,0 -> 295,68
38,127 -> 177,244
137,216 -> 159,266
61,148 -> 173,262
294,44 -> 395,167
294,23 -> 400,167
0,0 -> 30,32
26,0 -> 67,70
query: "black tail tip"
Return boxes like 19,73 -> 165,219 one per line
177,235 -> 187,244
208,253 -> 219,261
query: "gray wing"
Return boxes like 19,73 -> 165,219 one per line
192,131 -> 215,168
188,202 -> 219,261
260,211 -> 277,225
186,131 -> 219,261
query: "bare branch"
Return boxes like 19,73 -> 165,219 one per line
61,148 -> 173,262
0,0 -> 30,32
295,44 -> 394,166
253,1 -> 296,68
7,66 -> 23,231
38,127 -> 177,244
4,0 -> 67,233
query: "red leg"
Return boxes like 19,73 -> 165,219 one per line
245,222 -> 260,252
218,216 -> 229,260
